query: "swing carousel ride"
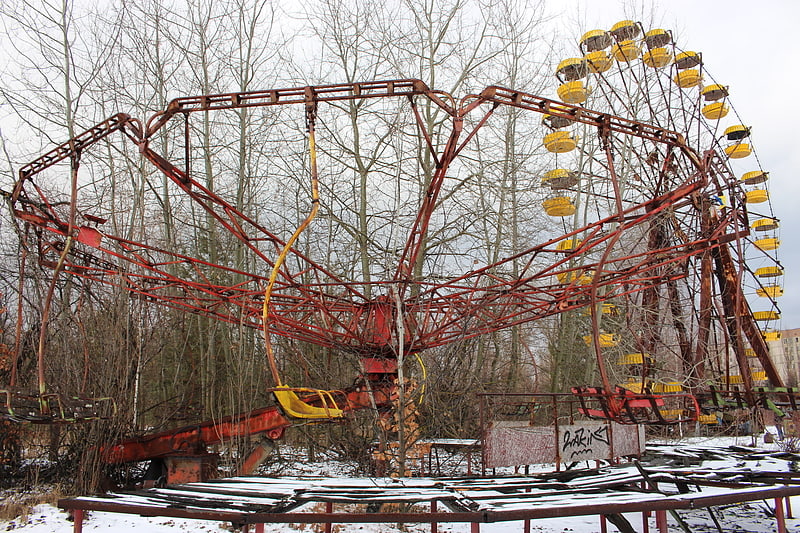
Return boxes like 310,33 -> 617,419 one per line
0,20 -> 788,465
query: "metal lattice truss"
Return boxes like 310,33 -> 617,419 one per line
9,79 -> 779,393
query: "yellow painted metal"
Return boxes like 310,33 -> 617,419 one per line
753,310 -> 780,321
674,69 -> 702,88
581,303 -> 618,316
752,371 -> 768,382
725,143 -> 752,159
542,114 -> 574,129
612,40 -> 641,62
653,382 -> 683,393
674,51 -> 702,69
273,386 -> 344,419
542,168 -> 578,189
763,330 -> 782,342
556,57 -> 588,80
702,102 -> 729,120
583,333 -> 621,347
644,28 -> 671,48
610,20 -> 640,40
756,285 -> 784,298
698,414 -> 718,425
556,238 -> 582,251
740,170 -> 769,185
745,348 -> 757,357
557,271 -> 593,284
751,218 -> 778,231
754,237 -> 780,251
724,124 -> 750,140
755,266 -> 783,278
543,130 -> 577,153
557,80 -> 588,104
543,196 -> 576,217
642,48 -> 672,68
701,83 -> 729,101
617,352 -> 653,365
584,50 -> 613,73
580,29 -> 612,51
622,380 -> 648,394
728,374 -> 744,384
745,189 -> 769,203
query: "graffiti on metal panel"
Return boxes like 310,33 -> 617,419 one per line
561,424 -> 609,460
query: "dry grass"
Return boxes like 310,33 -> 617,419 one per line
0,489 -> 61,522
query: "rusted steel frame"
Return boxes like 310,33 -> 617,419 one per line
713,237 -> 783,389
408,97 -> 440,168
701,150 -> 781,389
59,485 -> 800,525
415,251 -> 703,350
103,384 -> 395,464
665,277 -> 695,385
392,99 -> 500,286
28,231 -> 367,348
588,228 -> 627,411
14,113 -> 139,186
393,117 -> 462,283
477,86 -> 701,168
413,176 -> 705,303
144,79 -> 446,138
139,146 -> 367,304
420,180 -> 707,311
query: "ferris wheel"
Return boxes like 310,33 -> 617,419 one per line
538,19 -> 784,423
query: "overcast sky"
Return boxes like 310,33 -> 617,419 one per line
544,0 -> 800,328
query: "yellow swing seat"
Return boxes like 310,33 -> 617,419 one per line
273,385 -> 344,419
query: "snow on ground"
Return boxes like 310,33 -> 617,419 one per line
3,432 -> 800,532
4,502 -> 798,533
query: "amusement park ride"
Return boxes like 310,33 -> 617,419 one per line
0,20 -> 790,478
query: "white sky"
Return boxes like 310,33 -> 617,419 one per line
547,0 -> 800,328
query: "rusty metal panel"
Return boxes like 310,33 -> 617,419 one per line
486,421 -> 644,468
485,422 -> 555,468
559,422 -> 611,463
611,422 -> 646,457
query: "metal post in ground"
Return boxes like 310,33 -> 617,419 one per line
776,497 -> 787,533
325,502 -> 333,533
655,510 -> 668,533
72,509 -> 84,533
